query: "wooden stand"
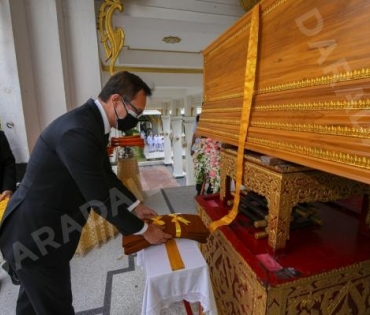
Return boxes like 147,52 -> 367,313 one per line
220,148 -> 370,253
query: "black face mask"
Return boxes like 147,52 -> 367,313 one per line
115,111 -> 139,131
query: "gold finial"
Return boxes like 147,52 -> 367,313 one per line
98,0 -> 125,75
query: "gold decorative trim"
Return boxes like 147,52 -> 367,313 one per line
102,65 -> 203,74
162,36 -> 181,44
199,203 -> 370,313
197,127 -> 239,140
254,99 -> 370,111
257,68 -> 370,94
98,0 -> 125,75
201,107 -> 243,113
205,68 -> 370,101
248,136 -> 370,170
251,121 -> 370,138
205,93 -> 244,102
262,0 -> 289,18
201,118 -> 241,125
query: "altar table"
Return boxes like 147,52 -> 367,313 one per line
137,238 -> 218,315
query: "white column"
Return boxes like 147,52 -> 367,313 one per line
183,117 -> 196,185
0,0 -> 30,162
161,115 -> 172,165
63,0 -> 102,106
0,0 -> 101,161
171,116 -> 184,178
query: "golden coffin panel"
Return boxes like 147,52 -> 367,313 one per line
199,0 -> 370,185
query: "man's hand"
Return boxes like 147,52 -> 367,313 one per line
142,224 -> 173,245
0,190 -> 12,202
132,203 -> 157,220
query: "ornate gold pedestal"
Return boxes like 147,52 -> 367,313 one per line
198,203 -> 370,315
220,148 -> 370,251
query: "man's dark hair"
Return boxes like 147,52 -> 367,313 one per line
98,71 -> 152,102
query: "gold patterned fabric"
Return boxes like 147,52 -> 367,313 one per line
75,210 -> 118,256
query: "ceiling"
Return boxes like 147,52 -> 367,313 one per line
96,0 -> 251,108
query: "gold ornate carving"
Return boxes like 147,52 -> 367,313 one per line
251,121 -> 370,138
201,118 -> 241,125
255,99 -> 370,112
205,93 -> 244,102
197,127 -> 239,141
257,68 -> 370,94
198,203 -> 370,314
279,100 -> 366,111
262,0 -> 289,18
198,206 -> 268,315
98,0 -> 125,75
248,137 -> 370,170
220,148 -> 369,249
201,107 -> 243,113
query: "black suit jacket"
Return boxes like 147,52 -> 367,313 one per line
0,130 -> 16,193
0,99 -> 144,267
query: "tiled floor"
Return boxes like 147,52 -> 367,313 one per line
0,164 -> 195,315
139,164 -> 186,191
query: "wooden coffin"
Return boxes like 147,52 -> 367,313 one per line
198,0 -> 370,185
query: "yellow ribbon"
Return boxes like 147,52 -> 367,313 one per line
151,215 -> 165,226
209,3 -> 260,233
165,239 -> 185,271
0,198 -> 9,222
169,214 -> 191,237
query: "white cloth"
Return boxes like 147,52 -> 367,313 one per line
137,239 -> 218,315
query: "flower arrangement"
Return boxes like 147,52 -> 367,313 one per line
192,137 -> 221,193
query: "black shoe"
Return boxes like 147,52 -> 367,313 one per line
2,262 -> 21,285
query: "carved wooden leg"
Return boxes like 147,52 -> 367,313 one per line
267,193 -> 293,253
220,165 -> 226,200
359,193 -> 370,237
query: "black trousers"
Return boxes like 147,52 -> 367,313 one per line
13,261 -> 74,315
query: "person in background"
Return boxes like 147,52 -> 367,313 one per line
0,71 -> 172,314
0,130 -> 16,202
0,129 -> 21,286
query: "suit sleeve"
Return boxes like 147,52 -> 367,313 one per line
0,131 -> 16,192
56,128 -> 144,235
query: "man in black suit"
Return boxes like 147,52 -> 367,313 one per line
0,71 -> 172,314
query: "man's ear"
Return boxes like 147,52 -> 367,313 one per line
109,94 -> 121,108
